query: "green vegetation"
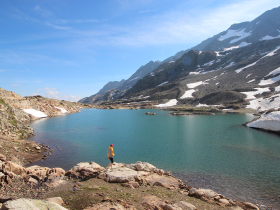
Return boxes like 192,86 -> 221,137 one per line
9,119 -> 17,126
0,98 -> 6,105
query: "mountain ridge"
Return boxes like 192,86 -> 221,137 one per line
79,6 -> 280,108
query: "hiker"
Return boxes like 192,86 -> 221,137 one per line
107,144 -> 115,169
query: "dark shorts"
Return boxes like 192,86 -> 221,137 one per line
109,157 -> 114,163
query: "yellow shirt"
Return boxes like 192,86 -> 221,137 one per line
107,146 -> 115,158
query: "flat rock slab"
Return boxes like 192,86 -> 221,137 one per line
1,198 -> 67,210
98,167 -> 150,183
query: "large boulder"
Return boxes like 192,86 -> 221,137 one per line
25,166 -> 65,181
1,161 -> 26,176
66,161 -> 105,178
143,173 -> 181,189
1,198 -> 67,210
25,166 -> 50,180
189,188 -> 218,199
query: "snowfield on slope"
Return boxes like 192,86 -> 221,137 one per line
155,99 -> 178,107
246,93 -> 280,111
241,88 -> 270,100
247,111 -> 280,131
24,109 -> 47,118
180,89 -> 196,99
55,106 -> 68,113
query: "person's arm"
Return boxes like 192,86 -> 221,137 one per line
111,147 -> 115,156
107,149 -> 109,158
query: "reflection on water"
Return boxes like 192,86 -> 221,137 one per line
28,109 -> 280,208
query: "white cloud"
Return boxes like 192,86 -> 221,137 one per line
45,87 -> 59,99
61,0 -> 280,48
45,22 -> 72,30
55,19 -> 100,24
42,87 -> 81,102
11,84 -> 20,87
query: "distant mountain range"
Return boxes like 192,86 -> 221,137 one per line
79,6 -> 280,108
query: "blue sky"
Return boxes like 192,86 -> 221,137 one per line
1,0 -> 280,101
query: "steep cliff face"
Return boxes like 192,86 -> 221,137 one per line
0,88 -> 91,139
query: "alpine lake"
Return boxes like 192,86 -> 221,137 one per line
27,108 -> 280,208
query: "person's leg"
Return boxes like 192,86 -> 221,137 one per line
108,158 -> 114,168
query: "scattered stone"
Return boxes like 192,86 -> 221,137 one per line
28,177 -> 38,185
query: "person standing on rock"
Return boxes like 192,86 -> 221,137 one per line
107,144 -> 115,169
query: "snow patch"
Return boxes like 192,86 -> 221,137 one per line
202,60 -> 215,66
218,28 -> 251,43
259,74 -> 280,86
224,62 -> 235,68
223,46 -> 239,51
241,88 -> 270,99
24,109 -> 47,118
246,94 -> 280,111
235,61 -> 257,73
55,107 -> 67,113
247,111 -> 280,131
150,72 -> 155,76
129,76 -> 140,82
247,79 -> 255,83
246,73 -> 252,78
265,67 -> 280,77
260,30 -> 280,41
189,71 -> 201,75
238,42 -> 251,47
157,81 -> 168,87
155,99 -> 178,107
180,89 -> 196,99
187,81 -> 208,88
196,103 -> 209,107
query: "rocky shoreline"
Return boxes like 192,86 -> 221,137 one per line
0,159 -> 264,210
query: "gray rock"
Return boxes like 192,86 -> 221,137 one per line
176,201 -> 197,210
219,198 -> 230,205
1,198 -> 67,210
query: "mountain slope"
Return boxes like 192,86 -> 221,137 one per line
121,38 -> 280,108
80,6 -> 280,106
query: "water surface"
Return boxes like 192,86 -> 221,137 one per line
28,109 -> 280,208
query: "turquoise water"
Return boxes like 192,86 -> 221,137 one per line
28,109 -> 280,208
